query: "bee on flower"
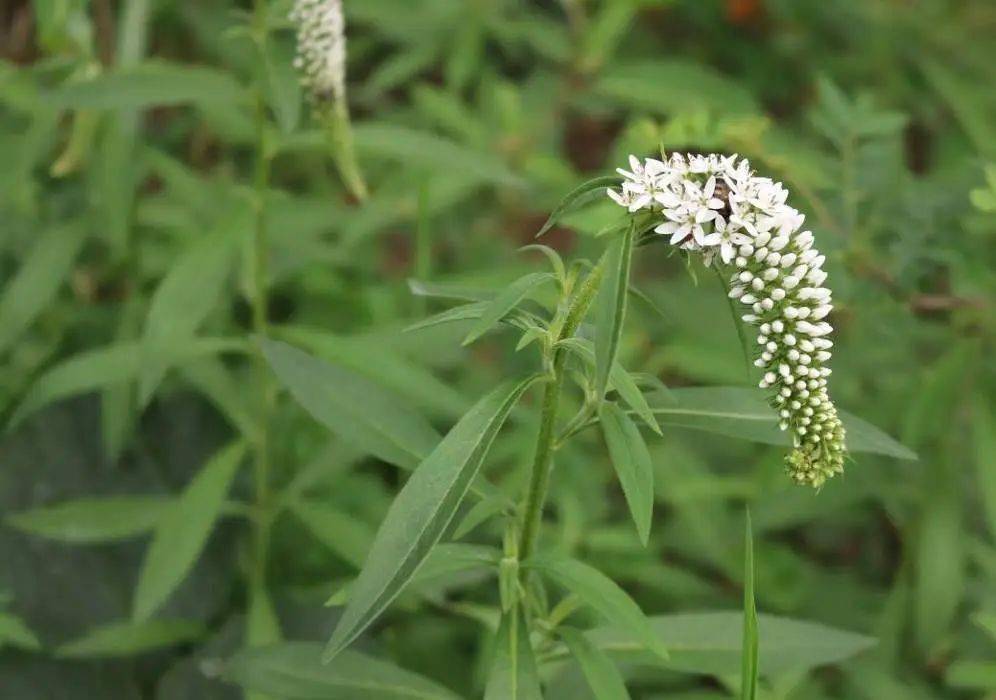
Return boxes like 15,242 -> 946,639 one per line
608,153 -> 847,487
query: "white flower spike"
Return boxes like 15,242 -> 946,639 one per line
290,0 -> 347,107
608,153 -> 847,487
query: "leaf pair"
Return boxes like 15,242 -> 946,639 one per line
486,554 -> 662,700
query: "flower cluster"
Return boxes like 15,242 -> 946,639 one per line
290,0 -> 347,107
608,153 -> 846,487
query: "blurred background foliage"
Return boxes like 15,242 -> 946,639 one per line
1,0 -> 994,698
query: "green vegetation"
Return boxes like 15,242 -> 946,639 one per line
1,1 -> 994,698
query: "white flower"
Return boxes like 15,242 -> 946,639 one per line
290,0 -> 347,106
607,152 -> 847,487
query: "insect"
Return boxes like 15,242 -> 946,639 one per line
712,177 -> 733,216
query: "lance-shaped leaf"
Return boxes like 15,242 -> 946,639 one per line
323,375 -> 541,662
536,174 -> 622,238
44,60 -> 246,110
8,337 -> 247,429
0,224 -> 85,355
225,643 -> 461,700
261,338 -> 440,471
133,441 -> 246,621
485,608 -> 543,700
542,611 -> 874,678
139,211 -> 245,403
279,326 -> 468,419
645,387 -> 917,460
7,495 -> 171,544
527,554 -> 668,660
599,402 -> 654,545
405,301 -> 537,334
292,500 -> 375,570
560,627 -> 631,700
595,222 -> 635,402
56,619 -> 205,658
0,611 -> 41,651
463,272 -> 554,345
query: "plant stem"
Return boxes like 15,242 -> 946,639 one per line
517,261 -> 604,565
249,0 -> 274,613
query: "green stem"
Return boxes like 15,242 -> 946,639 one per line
517,261 -> 604,565
249,0 -> 274,612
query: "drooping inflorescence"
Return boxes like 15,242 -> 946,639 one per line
608,153 -> 846,487
290,0 -> 347,108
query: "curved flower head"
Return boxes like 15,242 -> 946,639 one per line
608,153 -> 847,487
290,0 -> 347,108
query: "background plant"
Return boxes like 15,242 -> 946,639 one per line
1,1 -> 994,698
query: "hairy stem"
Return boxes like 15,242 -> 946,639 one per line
518,261 -> 604,565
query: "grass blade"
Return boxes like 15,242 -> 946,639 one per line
741,510 -> 759,700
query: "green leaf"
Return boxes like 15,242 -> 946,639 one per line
599,402 -> 654,545
596,60 -> 759,117
261,338 -> 441,471
247,580 -> 282,652
323,375 -> 540,662
44,60 -> 247,110
405,301 -> 535,334
557,335 -> 660,435
6,495 -> 171,543
56,619 -> 205,658
0,224 -> 85,355
354,123 -> 523,188
8,337 -> 247,429
560,627 -> 631,700
973,397 -> 996,542
545,612 -> 875,678
463,272 -> 554,345
947,661 -> 996,690
133,441 -> 246,621
741,511 -> 759,700
263,37 -> 302,134
536,175 -> 621,238
595,222 -> 635,402
920,59 -> 996,157
519,244 -> 566,286
225,642 -> 461,699
527,554 -> 668,660
645,387 -> 917,460
139,212 -> 245,403
291,500 -> 375,569
914,456 -> 963,654
485,608 -> 543,700
180,358 -> 259,441
326,544 -> 501,607
280,326 -> 468,418
0,611 -> 41,651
